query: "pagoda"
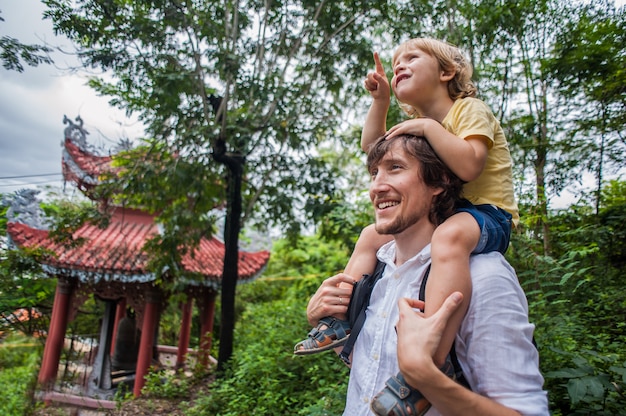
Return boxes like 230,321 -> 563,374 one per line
5,116 -> 270,407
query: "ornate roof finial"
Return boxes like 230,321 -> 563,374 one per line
63,115 -> 90,152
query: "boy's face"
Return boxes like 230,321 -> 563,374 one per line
391,46 -> 443,106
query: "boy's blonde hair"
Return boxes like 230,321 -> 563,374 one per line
393,38 -> 477,117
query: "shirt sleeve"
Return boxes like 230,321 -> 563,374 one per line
450,98 -> 497,149
457,252 -> 549,415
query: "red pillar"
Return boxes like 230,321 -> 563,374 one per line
198,290 -> 216,368
110,298 -> 127,356
133,289 -> 160,397
38,278 -> 74,389
175,298 -> 193,369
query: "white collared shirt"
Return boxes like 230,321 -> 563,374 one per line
343,242 -> 548,416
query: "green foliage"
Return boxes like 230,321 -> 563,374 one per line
0,333 -> 41,415
40,199 -> 108,248
187,276 -> 348,416
545,350 -> 626,415
0,11 -> 53,72
508,182 -> 626,414
544,1 -> 626,214
318,197 -> 374,251
142,368 -> 193,400
0,248 -> 55,338
598,180 -> 626,268
263,235 -> 351,278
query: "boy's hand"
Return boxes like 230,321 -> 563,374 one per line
386,118 -> 433,139
364,52 -> 391,101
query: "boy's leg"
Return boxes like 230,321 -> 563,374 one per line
427,212 -> 479,367
338,224 -> 393,319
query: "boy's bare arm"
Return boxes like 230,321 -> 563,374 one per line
387,119 -> 489,182
361,52 -> 391,152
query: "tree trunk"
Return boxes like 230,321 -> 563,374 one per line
535,149 -> 550,256
213,140 -> 245,374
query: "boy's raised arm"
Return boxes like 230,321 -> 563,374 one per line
361,52 -> 391,152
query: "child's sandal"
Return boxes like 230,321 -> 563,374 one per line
370,360 -> 455,416
293,317 -> 351,355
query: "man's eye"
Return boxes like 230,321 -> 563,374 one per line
370,169 -> 378,178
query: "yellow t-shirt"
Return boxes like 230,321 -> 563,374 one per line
441,97 -> 519,226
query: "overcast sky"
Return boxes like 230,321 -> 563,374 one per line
0,0 -> 144,196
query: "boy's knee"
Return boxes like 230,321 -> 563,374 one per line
432,219 -> 478,257
432,221 -> 466,245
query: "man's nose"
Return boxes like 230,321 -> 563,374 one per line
370,172 -> 390,193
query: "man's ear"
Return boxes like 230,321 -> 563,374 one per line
432,186 -> 444,196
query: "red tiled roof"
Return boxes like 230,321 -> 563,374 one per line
7,119 -> 270,287
6,208 -> 270,286
62,138 -> 114,190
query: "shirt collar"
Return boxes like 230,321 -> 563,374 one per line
377,240 -> 432,270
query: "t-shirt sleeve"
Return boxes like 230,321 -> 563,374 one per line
451,99 -> 497,149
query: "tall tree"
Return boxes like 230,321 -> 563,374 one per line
42,0 -> 388,370
548,1 -> 626,214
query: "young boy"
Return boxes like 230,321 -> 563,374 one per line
295,38 -> 518,414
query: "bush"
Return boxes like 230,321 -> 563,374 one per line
0,333 -> 41,415
508,199 -> 626,414
188,276 -> 349,415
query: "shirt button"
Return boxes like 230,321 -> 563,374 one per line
363,397 -> 369,403
373,354 -> 379,360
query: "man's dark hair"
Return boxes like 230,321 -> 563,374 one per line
366,134 -> 463,225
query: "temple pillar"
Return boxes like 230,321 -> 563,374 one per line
110,297 -> 127,356
175,298 -> 193,369
133,289 -> 160,397
197,289 -> 216,368
38,277 -> 75,389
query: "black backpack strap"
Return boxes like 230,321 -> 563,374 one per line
339,259 -> 386,365
418,265 -> 470,389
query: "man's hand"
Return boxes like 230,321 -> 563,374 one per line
306,273 -> 356,327
396,292 -> 464,387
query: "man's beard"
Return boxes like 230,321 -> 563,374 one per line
374,210 -> 421,235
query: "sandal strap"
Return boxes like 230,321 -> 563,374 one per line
372,372 -> 428,416
308,317 -> 349,342
385,373 -> 421,400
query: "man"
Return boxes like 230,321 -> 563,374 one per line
306,134 -> 548,415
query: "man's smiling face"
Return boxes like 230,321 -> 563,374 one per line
369,140 -> 438,236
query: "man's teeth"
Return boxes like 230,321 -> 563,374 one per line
378,201 -> 399,209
